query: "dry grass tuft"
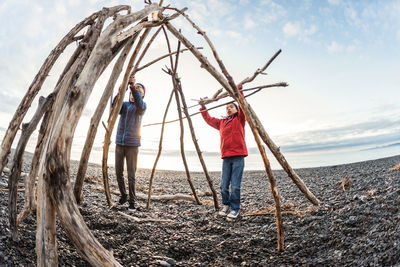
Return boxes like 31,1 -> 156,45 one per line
390,162 -> 400,171
340,174 -> 352,192
84,175 -> 102,184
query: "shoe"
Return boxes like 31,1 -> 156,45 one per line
118,195 -> 127,205
128,203 -> 136,212
218,205 -> 230,216
227,210 -> 240,219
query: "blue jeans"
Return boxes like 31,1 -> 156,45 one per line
221,156 -> 244,211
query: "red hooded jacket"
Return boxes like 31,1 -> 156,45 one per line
200,98 -> 248,159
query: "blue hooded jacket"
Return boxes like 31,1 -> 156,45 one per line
115,90 -> 146,146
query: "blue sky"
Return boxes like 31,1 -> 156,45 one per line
0,0 -> 399,169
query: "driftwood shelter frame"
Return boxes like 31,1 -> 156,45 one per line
0,1 -> 320,265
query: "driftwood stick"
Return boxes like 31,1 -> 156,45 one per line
74,36 -> 136,204
146,86 -> 175,209
0,8 -> 111,175
143,88 -> 262,127
240,49 -> 282,84
188,82 -> 287,108
118,211 -> 173,223
102,20 -> 154,207
8,94 -> 55,241
138,193 -> 195,202
174,71 -> 220,211
136,47 -> 202,72
187,14 -> 285,250
133,26 -> 163,71
162,27 -> 201,205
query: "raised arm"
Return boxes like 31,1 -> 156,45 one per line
199,99 -> 221,130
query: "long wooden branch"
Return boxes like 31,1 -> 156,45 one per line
136,47 -> 202,72
176,13 -> 285,250
188,82 -> 287,108
74,36 -> 136,204
146,86 -> 175,209
8,94 -> 55,241
0,7 -> 110,175
173,68 -> 220,211
143,88 -> 263,127
165,30 -> 201,205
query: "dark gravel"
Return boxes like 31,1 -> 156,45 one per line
1,152 -> 399,266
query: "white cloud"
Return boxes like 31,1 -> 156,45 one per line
345,6 -> 361,26
283,22 -> 300,37
327,41 -> 343,53
244,15 -> 256,29
328,0 -> 342,5
397,30 -> 400,41
305,24 -> 317,36
226,31 -> 242,40
346,45 -> 356,52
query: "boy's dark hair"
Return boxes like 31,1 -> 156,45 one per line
231,103 -> 238,110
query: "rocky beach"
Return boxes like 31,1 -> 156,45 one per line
1,153 -> 399,266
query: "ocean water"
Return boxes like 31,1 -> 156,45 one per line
2,129 -> 399,172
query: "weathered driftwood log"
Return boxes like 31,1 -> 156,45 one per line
35,5 -> 162,266
73,36 -> 136,204
8,94 -> 55,241
0,9 -> 106,175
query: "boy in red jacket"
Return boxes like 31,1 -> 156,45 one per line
199,85 -> 247,219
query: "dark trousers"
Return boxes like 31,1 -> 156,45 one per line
115,144 -> 138,205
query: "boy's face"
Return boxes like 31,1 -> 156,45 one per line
226,103 -> 238,116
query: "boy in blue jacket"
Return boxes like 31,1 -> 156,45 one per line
114,74 -> 146,211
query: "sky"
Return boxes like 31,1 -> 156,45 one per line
0,0 -> 399,170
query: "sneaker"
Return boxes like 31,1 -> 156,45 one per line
128,203 -> 136,212
218,205 -> 230,216
227,210 -> 240,219
118,195 -> 127,205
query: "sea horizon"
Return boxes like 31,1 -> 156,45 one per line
1,128 -> 399,172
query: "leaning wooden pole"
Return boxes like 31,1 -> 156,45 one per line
164,29 -> 201,204
8,94 -> 55,241
146,88 -> 175,209
73,36 -> 136,204
174,76 -> 220,211
0,9 -> 106,175
165,22 -> 320,206
102,26 -> 148,206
